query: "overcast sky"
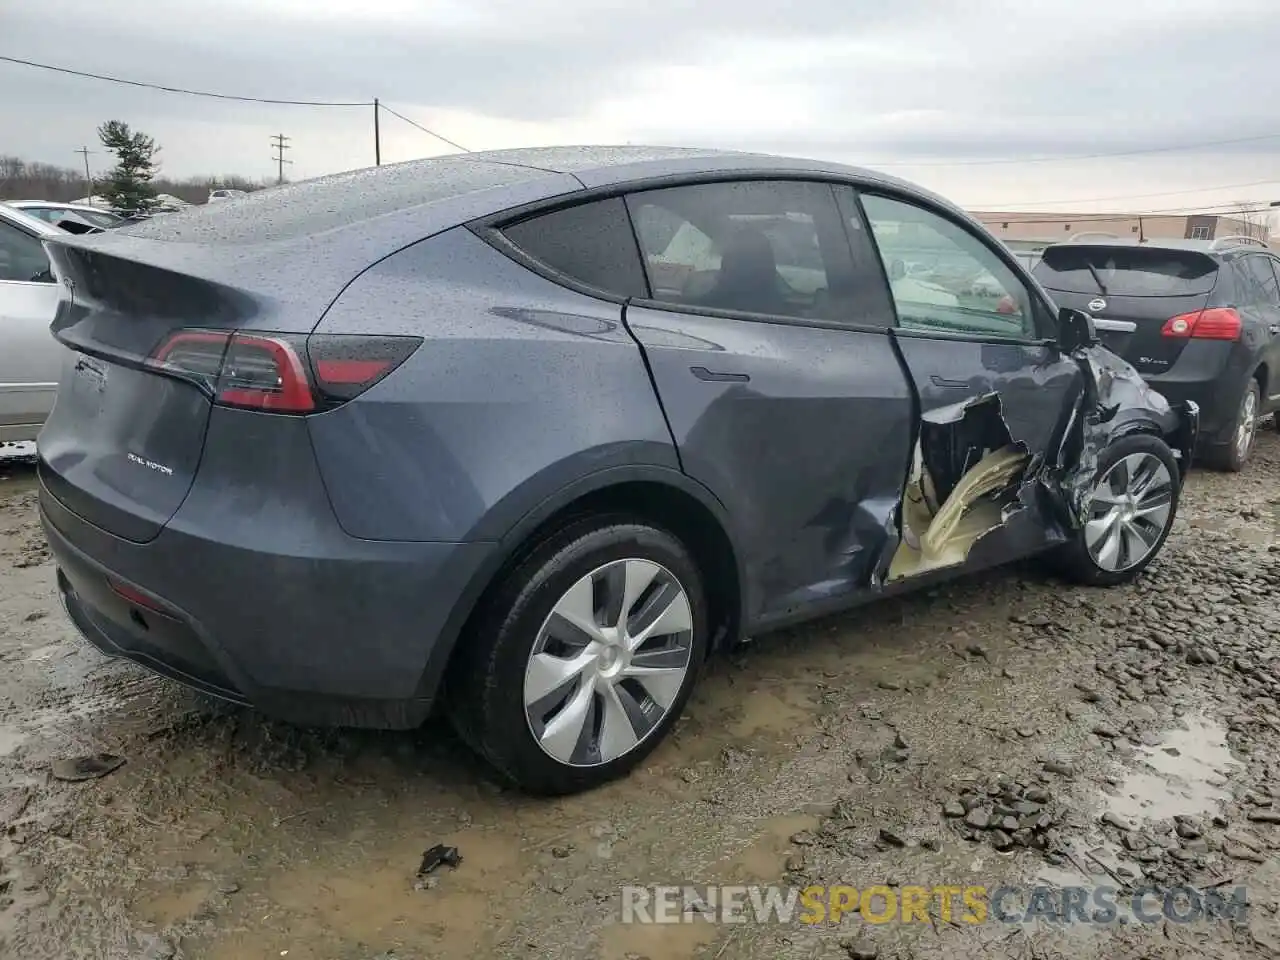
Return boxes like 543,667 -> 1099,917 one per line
5,0 -> 1280,213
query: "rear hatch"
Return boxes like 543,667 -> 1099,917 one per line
1033,245 -> 1220,374
38,243 -> 316,542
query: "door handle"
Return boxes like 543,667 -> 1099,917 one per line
930,375 -> 969,389
1269,324 -> 1280,335
691,366 -> 750,383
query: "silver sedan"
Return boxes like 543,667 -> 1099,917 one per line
0,204 -> 64,444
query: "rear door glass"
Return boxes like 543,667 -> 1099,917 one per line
1239,255 -> 1280,307
1035,246 -> 1219,298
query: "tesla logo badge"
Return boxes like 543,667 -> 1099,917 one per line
1088,297 -> 1107,312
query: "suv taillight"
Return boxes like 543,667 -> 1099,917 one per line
1160,308 -> 1242,341
145,329 -> 421,413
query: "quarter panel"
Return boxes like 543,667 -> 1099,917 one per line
308,227 -> 678,542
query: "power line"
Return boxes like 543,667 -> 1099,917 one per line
0,55 -> 372,106
970,179 -> 1280,210
378,103 -> 471,153
868,131 -> 1280,168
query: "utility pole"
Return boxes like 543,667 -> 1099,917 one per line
75,146 -> 94,200
270,133 -> 292,185
374,98 -> 381,166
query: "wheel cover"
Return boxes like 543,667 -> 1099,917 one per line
523,559 -> 694,768
1236,387 -> 1258,462
1084,452 -> 1174,573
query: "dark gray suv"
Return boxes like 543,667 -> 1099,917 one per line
37,147 -> 1197,794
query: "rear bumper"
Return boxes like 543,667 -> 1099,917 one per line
41,479 -> 495,729
1143,340 -> 1254,446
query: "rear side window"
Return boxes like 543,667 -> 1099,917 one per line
626,179 -> 856,323
0,221 -> 52,283
499,197 -> 649,299
1034,246 -> 1218,298
1237,255 -> 1280,308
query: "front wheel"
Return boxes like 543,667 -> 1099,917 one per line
1050,434 -> 1180,586
448,518 -> 708,795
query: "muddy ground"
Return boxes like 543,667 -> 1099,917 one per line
3,432 -> 1280,960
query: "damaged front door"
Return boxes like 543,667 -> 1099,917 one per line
852,191 -> 1084,581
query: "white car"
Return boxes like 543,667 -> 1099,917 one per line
8,201 -> 125,233
0,204 -> 65,443
207,189 -> 247,203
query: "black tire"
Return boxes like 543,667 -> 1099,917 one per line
447,517 -> 708,795
1050,433 -> 1181,587
1203,377 -> 1260,472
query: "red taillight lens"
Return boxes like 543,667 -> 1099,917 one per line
217,333 -> 316,412
108,577 -> 164,612
146,329 -> 421,413
307,334 -> 423,401
1160,308 -> 1242,341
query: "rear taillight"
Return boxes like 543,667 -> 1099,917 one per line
1160,308 -> 1242,341
146,329 -> 421,413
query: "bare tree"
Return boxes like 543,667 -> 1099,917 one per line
1229,202 -> 1273,241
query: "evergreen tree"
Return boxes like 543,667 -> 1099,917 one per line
96,120 -> 160,215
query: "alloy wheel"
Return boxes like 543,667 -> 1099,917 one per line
523,558 -> 694,767
1236,387 -> 1258,464
1084,453 -> 1174,573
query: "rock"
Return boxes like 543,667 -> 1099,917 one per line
1013,801 -> 1043,817
1043,760 -> 1075,777
790,832 -> 815,847
215,880 -> 240,895
1134,847 -> 1164,863
920,836 -> 941,851
551,845 -> 574,859
991,830 -> 1015,852
1174,818 -> 1202,840
1000,816 -> 1019,832
1092,724 -> 1121,739
1074,682 -> 1101,702
785,853 -> 806,872
964,808 -> 991,830
1122,832 -> 1146,852
966,643 -> 989,660
1204,647 -> 1222,665
1101,812 -> 1132,831
1225,841 -> 1267,864
50,754 -> 126,782
877,680 -> 902,691
942,801 -> 966,819
877,828 -> 906,848
1248,811 -> 1280,825
1024,787 -> 1051,804
1016,726 -> 1036,738
549,878 -> 570,894
843,939 -> 879,960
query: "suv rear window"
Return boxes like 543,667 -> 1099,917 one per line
1035,246 -> 1219,298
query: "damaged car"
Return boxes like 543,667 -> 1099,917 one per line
36,147 -> 1197,795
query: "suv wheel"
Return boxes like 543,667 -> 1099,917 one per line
1052,434 -> 1180,586
1205,378 -> 1259,472
449,518 -> 707,795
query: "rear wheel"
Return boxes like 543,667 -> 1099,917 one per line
1204,377 -> 1259,472
448,517 -> 707,795
1051,434 -> 1180,586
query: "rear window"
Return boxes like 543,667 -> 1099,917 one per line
499,197 -> 649,299
1035,246 -> 1219,298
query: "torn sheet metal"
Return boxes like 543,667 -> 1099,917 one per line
886,392 -> 1031,583
878,340 -> 1198,587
